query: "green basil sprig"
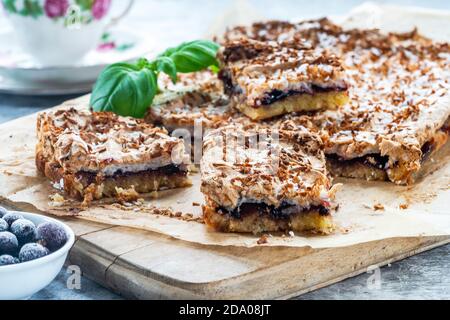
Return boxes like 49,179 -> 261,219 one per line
159,40 -> 220,73
91,40 -> 220,118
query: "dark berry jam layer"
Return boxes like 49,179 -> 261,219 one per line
328,153 -> 389,170
259,85 -> 347,106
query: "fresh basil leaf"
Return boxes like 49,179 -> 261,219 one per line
154,56 -> 177,83
160,46 -> 177,58
90,40 -> 221,119
209,65 -> 220,74
161,40 -> 220,73
90,63 -> 157,118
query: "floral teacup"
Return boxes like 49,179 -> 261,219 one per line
1,0 -> 134,66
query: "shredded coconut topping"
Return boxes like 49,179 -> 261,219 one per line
200,125 -> 333,209
224,18 -> 450,184
218,37 -> 348,107
37,108 -> 189,175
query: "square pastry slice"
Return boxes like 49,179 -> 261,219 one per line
200,125 -> 338,234
218,38 -> 349,120
307,24 -> 450,185
224,19 -> 450,184
36,108 -> 191,205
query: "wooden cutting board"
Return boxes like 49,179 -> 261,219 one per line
1,201 -> 448,299
0,108 -> 449,300
2,200 -> 448,299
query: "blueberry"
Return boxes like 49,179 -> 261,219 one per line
0,206 -> 7,218
0,219 -> 7,232
19,243 -> 49,262
0,232 -> 19,256
2,213 -> 24,228
10,219 -> 37,245
36,222 -> 68,252
0,254 -> 19,266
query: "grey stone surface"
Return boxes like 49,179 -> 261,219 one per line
0,94 -> 80,123
31,269 -> 122,300
0,0 -> 449,300
300,245 -> 450,300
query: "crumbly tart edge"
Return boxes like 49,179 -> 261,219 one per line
326,127 -> 449,184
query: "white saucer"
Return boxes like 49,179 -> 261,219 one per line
0,75 -> 93,96
0,26 -> 154,95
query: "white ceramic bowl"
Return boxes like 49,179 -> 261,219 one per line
0,211 -> 75,300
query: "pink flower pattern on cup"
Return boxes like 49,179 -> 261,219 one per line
92,0 -> 111,20
44,0 -> 69,18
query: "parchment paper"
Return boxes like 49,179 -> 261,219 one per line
0,3 -> 449,248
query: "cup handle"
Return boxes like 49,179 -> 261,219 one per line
106,0 -> 135,28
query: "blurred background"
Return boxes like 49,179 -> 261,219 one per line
115,0 -> 450,45
1,0 -> 448,122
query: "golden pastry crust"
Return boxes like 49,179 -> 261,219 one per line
224,19 -> 450,184
36,108 -> 191,204
217,38 -> 348,119
234,91 -> 349,121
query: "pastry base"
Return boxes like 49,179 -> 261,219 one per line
327,157 -> 388,182
235,91 -> 348,120
36,152 -> 192,204
203,204 -> 334,234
